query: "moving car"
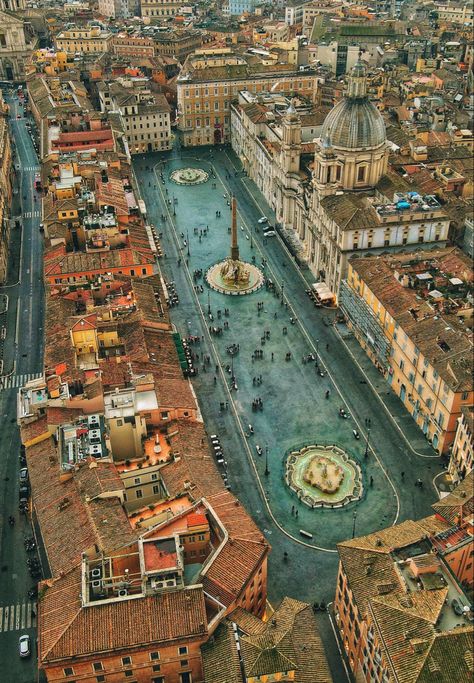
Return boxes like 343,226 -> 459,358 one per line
19,634 -> 30,658
258,216 -> 268,224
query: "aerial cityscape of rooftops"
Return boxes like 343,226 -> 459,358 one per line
0,0 -> 473,680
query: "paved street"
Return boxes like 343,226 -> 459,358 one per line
0,94 -> 44,682
134,146 -> 445,680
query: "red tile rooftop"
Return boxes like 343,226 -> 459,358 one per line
143,538 -> 178,572
115,431 -> 171,472
129,494 -> 196,530
188,512 -> 208,528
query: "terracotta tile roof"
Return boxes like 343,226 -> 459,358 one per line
228,606 -> 266,635
201,619 -> 244,683
20,414 -> 49,445
161,420 -> 224,499
44,247 -> 153,277
25,438 -> 100,575
321,192 -> 380,232
337,517 -> 451,615
369,590 -> 448,683
155,377 -> 196,409
46,407 -> 84,426
74,460 -> 124,500
25,436 -> 135,576
99,358 -> 132,389
432,471 -> 474,525
416,627 -> 474,683
39,569 -> 208,663
202,598 -> 333,683
349,249 -> 473,392
87,497 -> 137,551
202,491 -> 269,607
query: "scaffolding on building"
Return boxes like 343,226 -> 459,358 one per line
339,280 -> 390,371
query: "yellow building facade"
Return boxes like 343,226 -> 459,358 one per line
344,252 -> 473,454
54,27 -> 111,55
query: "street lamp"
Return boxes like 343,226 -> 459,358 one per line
250,224 -> 253,249
207,290 -> 211,315
352,510 -> 357,539
364,428 -> 371,459
231,354 -> 235,383
281,281 -> 285,304
186,230 -> 190,257
264,444 -> 270,476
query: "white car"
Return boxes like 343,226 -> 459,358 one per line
263,226 -> 276,236
258,216 -> 268,224
19,634 -> 30,658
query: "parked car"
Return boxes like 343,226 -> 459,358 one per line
258,216 -> 268,224
19,485 -> 29,502
19,468 -> 28,484
263,226 -> 276,236
452,598 -> 464,616
19,634 -> 30,658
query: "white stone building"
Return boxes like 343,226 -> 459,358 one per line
99,79 -> 171,154
231,61 -> 451,300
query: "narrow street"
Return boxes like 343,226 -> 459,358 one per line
0,94 -> 44,682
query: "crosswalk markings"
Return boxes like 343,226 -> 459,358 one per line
23,211 -> 41,219
0,603 -> 37,633
0,372 -> 43,390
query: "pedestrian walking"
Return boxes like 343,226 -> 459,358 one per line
295,510 -> 298,518
401,471 -> 405,480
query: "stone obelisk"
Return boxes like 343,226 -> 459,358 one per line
230,196 -> 240,262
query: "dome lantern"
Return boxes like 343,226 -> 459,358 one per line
347,60 -> 368,100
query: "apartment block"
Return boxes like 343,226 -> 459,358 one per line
98,78 -> 171,154
449,406 -> 473,484
54,26 -> 112,55
177,48 -> 318,147
341,248 -> 473,454
140,0 -> 183,20
334,476 -> 474,683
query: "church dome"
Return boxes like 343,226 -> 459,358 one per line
320,61 -> 386,151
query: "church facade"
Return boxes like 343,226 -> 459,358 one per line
231,61 -> 450,301
0,0 -> 38,81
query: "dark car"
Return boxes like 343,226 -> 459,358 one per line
452,598 -> 464,616
19,486 -> 29,503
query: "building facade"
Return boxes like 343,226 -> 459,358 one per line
449,406 -> 473,483
140,0 -> 183,20
177,49 -> 318,147
341,249 -> 473,455
99,80 -> 172,154
232,60 -> 451,298
54,27 -> 112,55
334,483 -> 474,683
0,95 -> 12,283
0,8 -> 38,81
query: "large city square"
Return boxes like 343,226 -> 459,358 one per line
134,145 -> 442,600
1,4 -> 472,680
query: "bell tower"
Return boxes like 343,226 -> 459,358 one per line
280,100 -> 301,175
